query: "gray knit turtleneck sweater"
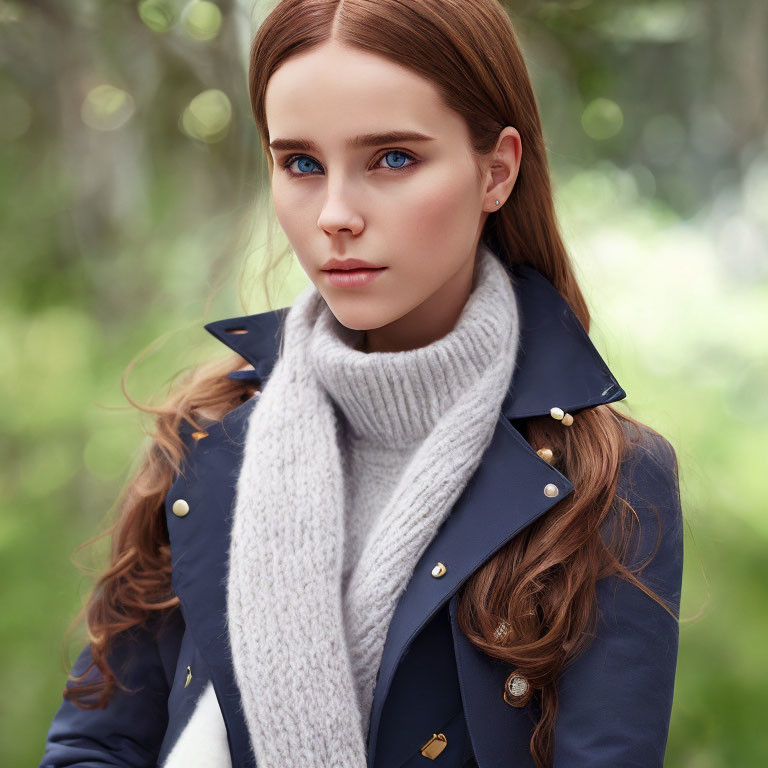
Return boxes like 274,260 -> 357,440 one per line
308,261 -> 514,598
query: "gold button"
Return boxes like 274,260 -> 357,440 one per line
543,483 -> 559,498
184,665 -> 192,688
172,499 -> 190,517
420,732 -> 447,759
550,406 -> 564,420
503,671 -> 532,707
536,447 -> 554,463
431,562 -> 447,578
562,413 -> 574,426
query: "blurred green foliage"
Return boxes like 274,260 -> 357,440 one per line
1,0 -> 766,765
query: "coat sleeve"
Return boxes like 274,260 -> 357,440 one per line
39,607 -> 184,767
553,428 -> 685,767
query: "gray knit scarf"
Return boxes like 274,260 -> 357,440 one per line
226,242 -> 521,767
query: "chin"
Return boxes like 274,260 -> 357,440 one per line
323,300 -> 392,334
331,312 -> 387,333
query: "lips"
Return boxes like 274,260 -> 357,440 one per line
323,266 -> 387,288
322,257 -> 384,271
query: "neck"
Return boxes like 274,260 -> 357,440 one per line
353,255 -> 477,354
308,241 -> 520,448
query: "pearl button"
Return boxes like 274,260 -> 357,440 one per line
550,406 -> 564,420
543,483 -> 559,498
431,562 -> 447,578
536,447 -> 554,463
172,499 -> 190,517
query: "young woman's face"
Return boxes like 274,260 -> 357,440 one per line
264,39 -> 518,351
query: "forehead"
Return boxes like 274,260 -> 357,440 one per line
264,41 -> 464,146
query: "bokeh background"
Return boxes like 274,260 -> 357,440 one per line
2,0 -> 767,765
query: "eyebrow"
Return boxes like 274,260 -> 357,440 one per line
268,130 -> 436,152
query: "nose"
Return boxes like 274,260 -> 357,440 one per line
317,186 -> 364,236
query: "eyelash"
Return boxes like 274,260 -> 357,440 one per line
279,149 -> 418,177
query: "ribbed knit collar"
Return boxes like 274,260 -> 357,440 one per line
309,242 -> 517,449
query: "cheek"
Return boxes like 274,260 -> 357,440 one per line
395,173 -> 480,263
271,185 -> 295,236
272,186 -> 314,250
414,185 -> 469,233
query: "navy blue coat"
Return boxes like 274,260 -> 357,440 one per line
40,263 -> 684,767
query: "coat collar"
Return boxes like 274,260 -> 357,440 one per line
203,261 -> 625,421
169,261 -> 625,767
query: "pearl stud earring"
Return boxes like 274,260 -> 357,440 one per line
494,199 -> 500,205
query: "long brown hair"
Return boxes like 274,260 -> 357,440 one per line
64,2 -> 679,766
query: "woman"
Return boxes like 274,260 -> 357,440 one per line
40,1 -> 684,767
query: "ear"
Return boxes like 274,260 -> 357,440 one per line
483,126 -> 522,212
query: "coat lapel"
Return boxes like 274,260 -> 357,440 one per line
365,406 -> 575,763
171,261 -> 625,765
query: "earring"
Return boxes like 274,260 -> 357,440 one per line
494,200 -> 500,205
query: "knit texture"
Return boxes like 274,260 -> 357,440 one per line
225,241 -> 521,767
308,251 -> 520,593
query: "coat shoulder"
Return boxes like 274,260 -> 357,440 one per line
619,421 -> 680,493
605,420 -> 684,618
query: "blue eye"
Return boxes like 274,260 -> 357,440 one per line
377,150 -> 413,170
280,149 -> 417,176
